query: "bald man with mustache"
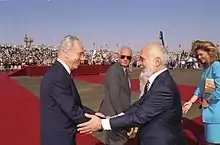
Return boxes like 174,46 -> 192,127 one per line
78,43 -> 187,145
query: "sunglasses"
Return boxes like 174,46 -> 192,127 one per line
120,55 -> 132,60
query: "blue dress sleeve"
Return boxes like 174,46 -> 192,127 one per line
209,62 -> 220,100
194,71 -> 205,98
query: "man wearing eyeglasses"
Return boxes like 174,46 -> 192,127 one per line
99,46 -> 132,145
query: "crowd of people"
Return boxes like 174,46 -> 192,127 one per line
0,44 -> 200,72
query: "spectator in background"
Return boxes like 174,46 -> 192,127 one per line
99,46 -> 132,145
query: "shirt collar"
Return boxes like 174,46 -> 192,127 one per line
148,68 -> 168,86
57,58 -> 71,74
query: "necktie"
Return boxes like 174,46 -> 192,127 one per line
125,69 -> 131,88
144,80 -> 150,92
125,69 -> 129,78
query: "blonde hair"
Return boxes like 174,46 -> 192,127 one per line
191,40 -> 219,61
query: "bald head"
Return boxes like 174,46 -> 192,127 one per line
140,42 -> 168,73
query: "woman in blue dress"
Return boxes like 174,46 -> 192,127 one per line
183,40 -> 220,145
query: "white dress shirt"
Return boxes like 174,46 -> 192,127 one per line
57,58 -> 71,74
101,67 -> 168,130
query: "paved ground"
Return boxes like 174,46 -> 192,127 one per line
11,68 -> 203,141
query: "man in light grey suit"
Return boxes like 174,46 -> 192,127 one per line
99,46 -> 132,145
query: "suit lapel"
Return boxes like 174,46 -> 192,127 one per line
55,61 -> 82,106
148,70 -> 170,93
70,76 -> 82,106
116,62 -> 131,93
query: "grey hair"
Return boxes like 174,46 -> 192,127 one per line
118,45 -> 132,54
58,35 -> 80,51
159,46 -> 169,65
120,45 -> 132,51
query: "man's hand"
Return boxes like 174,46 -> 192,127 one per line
95,112 -> 105,119
77,113 -> 102,134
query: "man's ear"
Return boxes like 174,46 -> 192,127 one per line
155,57 -> 161,67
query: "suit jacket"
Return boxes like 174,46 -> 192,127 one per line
194,61 -> 220,123
40,61 -> 95,145
99,62 -> 131,116
109,70 -> 187,145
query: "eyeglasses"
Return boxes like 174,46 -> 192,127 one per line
120,55 -> 132,60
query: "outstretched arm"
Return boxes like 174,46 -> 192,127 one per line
77,86 -> 173,133
110,86 -> 173,130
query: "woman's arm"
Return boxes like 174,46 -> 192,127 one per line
189,95 -> 199,103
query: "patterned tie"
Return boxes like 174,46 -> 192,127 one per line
144,80 -> 150,92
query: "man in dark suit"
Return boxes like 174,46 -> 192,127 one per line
40,35 -> 104,145
77,42 -> 187,145
99,46 -> 132,145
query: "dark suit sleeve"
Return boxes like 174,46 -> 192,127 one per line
83,106 -> 95,114
124,95 -> 145,114
110,86 -> 173,130
106,69 -> 122,114
51,80 -> 88,124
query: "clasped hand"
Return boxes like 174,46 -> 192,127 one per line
77,112 -> 105,134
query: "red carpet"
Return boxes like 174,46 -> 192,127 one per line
0,72 -> 203,145
0,73 -> 103,145
0,73 -> 40,145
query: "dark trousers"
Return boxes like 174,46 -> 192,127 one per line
105,130 -> 128,145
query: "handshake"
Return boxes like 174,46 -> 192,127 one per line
77,112 -> 107,134
77,112 -> 139,138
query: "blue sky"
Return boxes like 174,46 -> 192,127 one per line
0,0 -> 219,51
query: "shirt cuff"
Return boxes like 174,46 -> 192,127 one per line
118,112 -> 125,116
101,112 -> 125,130
101,118 -> 111,130
110,112 -> 125,118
